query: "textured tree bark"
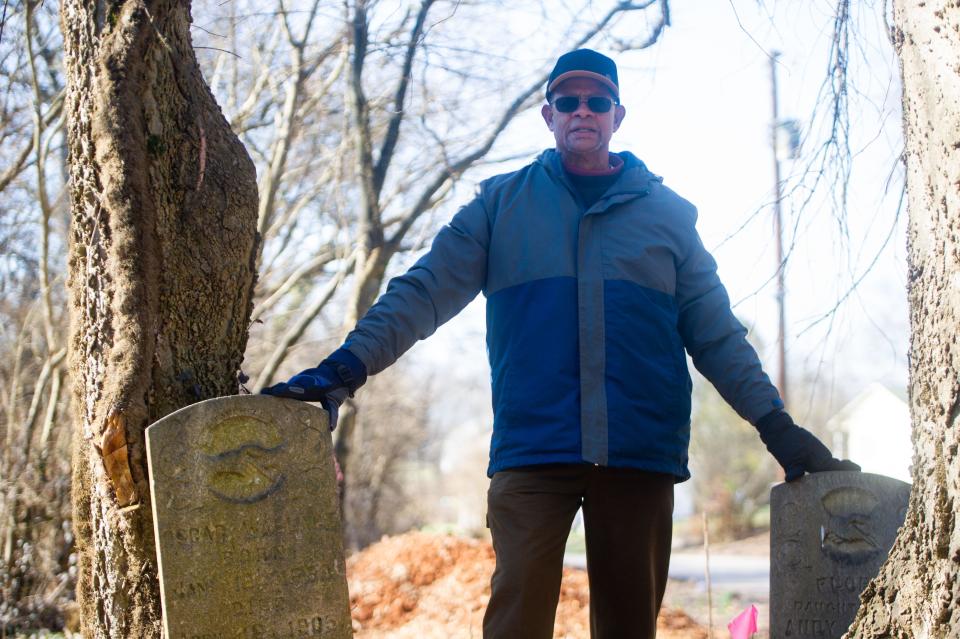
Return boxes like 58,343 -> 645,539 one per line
61,1 -> 259,636
845,2 -> 960,637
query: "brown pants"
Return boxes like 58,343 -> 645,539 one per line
482,464 -> 674,639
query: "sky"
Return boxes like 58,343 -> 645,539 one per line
612,1 -> 907,408
400,0 -> 908,465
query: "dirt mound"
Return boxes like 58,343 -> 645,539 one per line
347,531 -> 707,639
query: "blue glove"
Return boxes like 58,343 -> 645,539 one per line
755,410 -> 861,481
261,348 -> 367,429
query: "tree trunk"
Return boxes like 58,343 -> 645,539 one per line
845,2 -> 960,636
343,246 -> 389,331
61,1 -> 259,637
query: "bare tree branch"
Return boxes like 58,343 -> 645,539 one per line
348,0 -> 382,242
257,0 -> 333,237
0,91 -> 61,194
372,0 -> 435,196
231,25 -> 281,131
24,0 -> 56,350
253,250 -> 358,390
36,364 -> 63,480
252,249 -> 336,321
20,347 -> 65,450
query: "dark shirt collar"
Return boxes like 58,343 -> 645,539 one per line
562,153 -> 624,177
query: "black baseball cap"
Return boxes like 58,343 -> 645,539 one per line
546,49 -> 619,101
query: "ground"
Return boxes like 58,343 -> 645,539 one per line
347,531 -> 709,638
666,531 -> 771,638
12,531 -> 739,638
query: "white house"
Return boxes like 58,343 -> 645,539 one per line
827,383 -> 912,483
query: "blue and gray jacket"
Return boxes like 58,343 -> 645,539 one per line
344,149 -> 783,480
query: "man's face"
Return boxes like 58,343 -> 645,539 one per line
541,77 -> 626,161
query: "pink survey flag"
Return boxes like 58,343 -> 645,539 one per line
727,604 -> 758,639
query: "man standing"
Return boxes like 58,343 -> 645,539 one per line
263,49 -> 858,638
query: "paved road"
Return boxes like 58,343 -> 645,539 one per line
565,551 -> 770,599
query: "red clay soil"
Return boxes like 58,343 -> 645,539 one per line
347,531 -> 708,639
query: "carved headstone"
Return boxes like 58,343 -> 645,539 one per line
147,395 -> 352,639
770,471 -> 910,639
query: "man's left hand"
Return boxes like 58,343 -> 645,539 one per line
755,410 -> 861,481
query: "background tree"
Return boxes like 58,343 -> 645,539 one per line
60,1 -> 259,637
0,0 -> 72,629
845,2 -> 960,635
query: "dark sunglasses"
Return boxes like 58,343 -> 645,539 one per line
552,95 -> 616,114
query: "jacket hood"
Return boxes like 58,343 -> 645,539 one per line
534,148 -> 662,197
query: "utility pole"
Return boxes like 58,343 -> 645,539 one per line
769,51 -> 788,408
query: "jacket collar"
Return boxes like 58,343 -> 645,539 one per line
535,148 -> 660,210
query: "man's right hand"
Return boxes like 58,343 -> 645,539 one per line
260,348 -> 367,429
262,363 -> 349,402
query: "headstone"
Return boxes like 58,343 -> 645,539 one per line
146,395 -> 352,639
770,471 -> 910,639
